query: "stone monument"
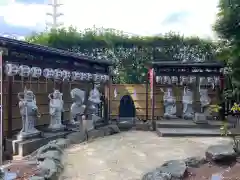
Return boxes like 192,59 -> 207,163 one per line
48,89 -> 65,131
85,84 -> 102,131
17,87 -> 41,140
182,87 -> 194,120
70,88 -> 86,125
162,88 -> 177,119
194,77 -> 211,124
194,88 -> 211,123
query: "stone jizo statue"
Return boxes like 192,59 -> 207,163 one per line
199,88 -> 211,113
182,87 -> 194,119
70,88 -> 86,125
48,89 -> 65,130
84,84 -> 102,131
162,88 -> 177,119
18,87 -> 41,139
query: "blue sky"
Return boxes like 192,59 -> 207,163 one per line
0,0 -> 219,39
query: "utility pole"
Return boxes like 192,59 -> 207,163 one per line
46,0 -> 63,30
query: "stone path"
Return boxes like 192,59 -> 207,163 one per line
60,131 -> 232,180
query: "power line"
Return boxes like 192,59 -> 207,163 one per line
46,0 -> 63,29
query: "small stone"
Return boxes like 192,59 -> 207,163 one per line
206,144 -> 237,162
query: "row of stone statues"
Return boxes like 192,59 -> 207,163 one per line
162,86 -> 211,119
17,84 -> 102,140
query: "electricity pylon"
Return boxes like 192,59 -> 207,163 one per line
46,0 -> 63,30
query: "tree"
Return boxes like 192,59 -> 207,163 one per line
26,27 -> 217,84
214,0 -> 240,99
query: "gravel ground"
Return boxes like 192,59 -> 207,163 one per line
60,131 -> 232,180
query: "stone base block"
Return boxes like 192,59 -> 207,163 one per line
17,131 -> 42,141
194,113 -> 208,124
117,117 -> 136,130
45,125 -> 66,132
6,131 -> 70,157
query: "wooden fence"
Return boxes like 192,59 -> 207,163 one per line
2,78 -> 108,136
109,84 -> 219,119
2,81 -> 219,136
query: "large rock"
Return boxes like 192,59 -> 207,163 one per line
142,160 -> 186,180
66,131 -> 86,144
87,129 -> 105,140
29,176 -> 45,180
99,124 -> 120,136
142,171 -> 171,180
36,144 -> 63,158
206,144 -> 237,162
37,158 -> 63,180
184,156 -> 206,168
37,150 -> 62,163
48,138 -> 71,149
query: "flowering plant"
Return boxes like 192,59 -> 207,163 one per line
231,103 -> 240,114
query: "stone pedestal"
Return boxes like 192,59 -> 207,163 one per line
47,124 -> 66,132
194,113 -> 208,124
17,131 -> 41,141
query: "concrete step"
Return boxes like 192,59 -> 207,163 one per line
156,120 -> 232,129
156,128 -> 240,137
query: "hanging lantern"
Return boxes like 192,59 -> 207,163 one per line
93,74 -> 101,82
156,76 -> 163,84
30,67 -> 42,78
189,76 -> 196,84
43,68 -> 54,92
82,72 -> 88,81
207,77 -> 214,84
86,73 -> 93,81
18,65 -> 31,88
62,70 -> 71,81
105,75 -> 109,81
5,63 -> 19,76
30,66 -> 42,92
214,76 -> 220,86
54,69 -> 63,80
71,71 -> 81,81
171,76 -> 178,84
19,65 -> 31,77
180,76 -> 189,85
100,74 -> 106,82
163,76 -> 171,84
199,77 -> 207,85
43,68 -> 55,79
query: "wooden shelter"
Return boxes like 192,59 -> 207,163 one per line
0,36 -> 112,138
146,61 -> 225,130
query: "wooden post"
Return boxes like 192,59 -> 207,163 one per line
151,69 -> 156,130
7,77 -> 12,138
60,81 -> 64,122
145,74 -> 149,122
107,75 -> 112,123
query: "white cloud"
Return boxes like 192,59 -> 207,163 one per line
0,0 -> 219,38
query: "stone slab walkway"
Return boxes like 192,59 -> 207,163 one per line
60,131 -> 232,180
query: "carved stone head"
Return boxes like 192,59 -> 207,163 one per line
70,88 -> 85,103
23,87 -> 35,101
52,89 -> 62,99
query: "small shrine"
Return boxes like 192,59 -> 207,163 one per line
146,61 -> 224,130
0,37 -> 112,157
